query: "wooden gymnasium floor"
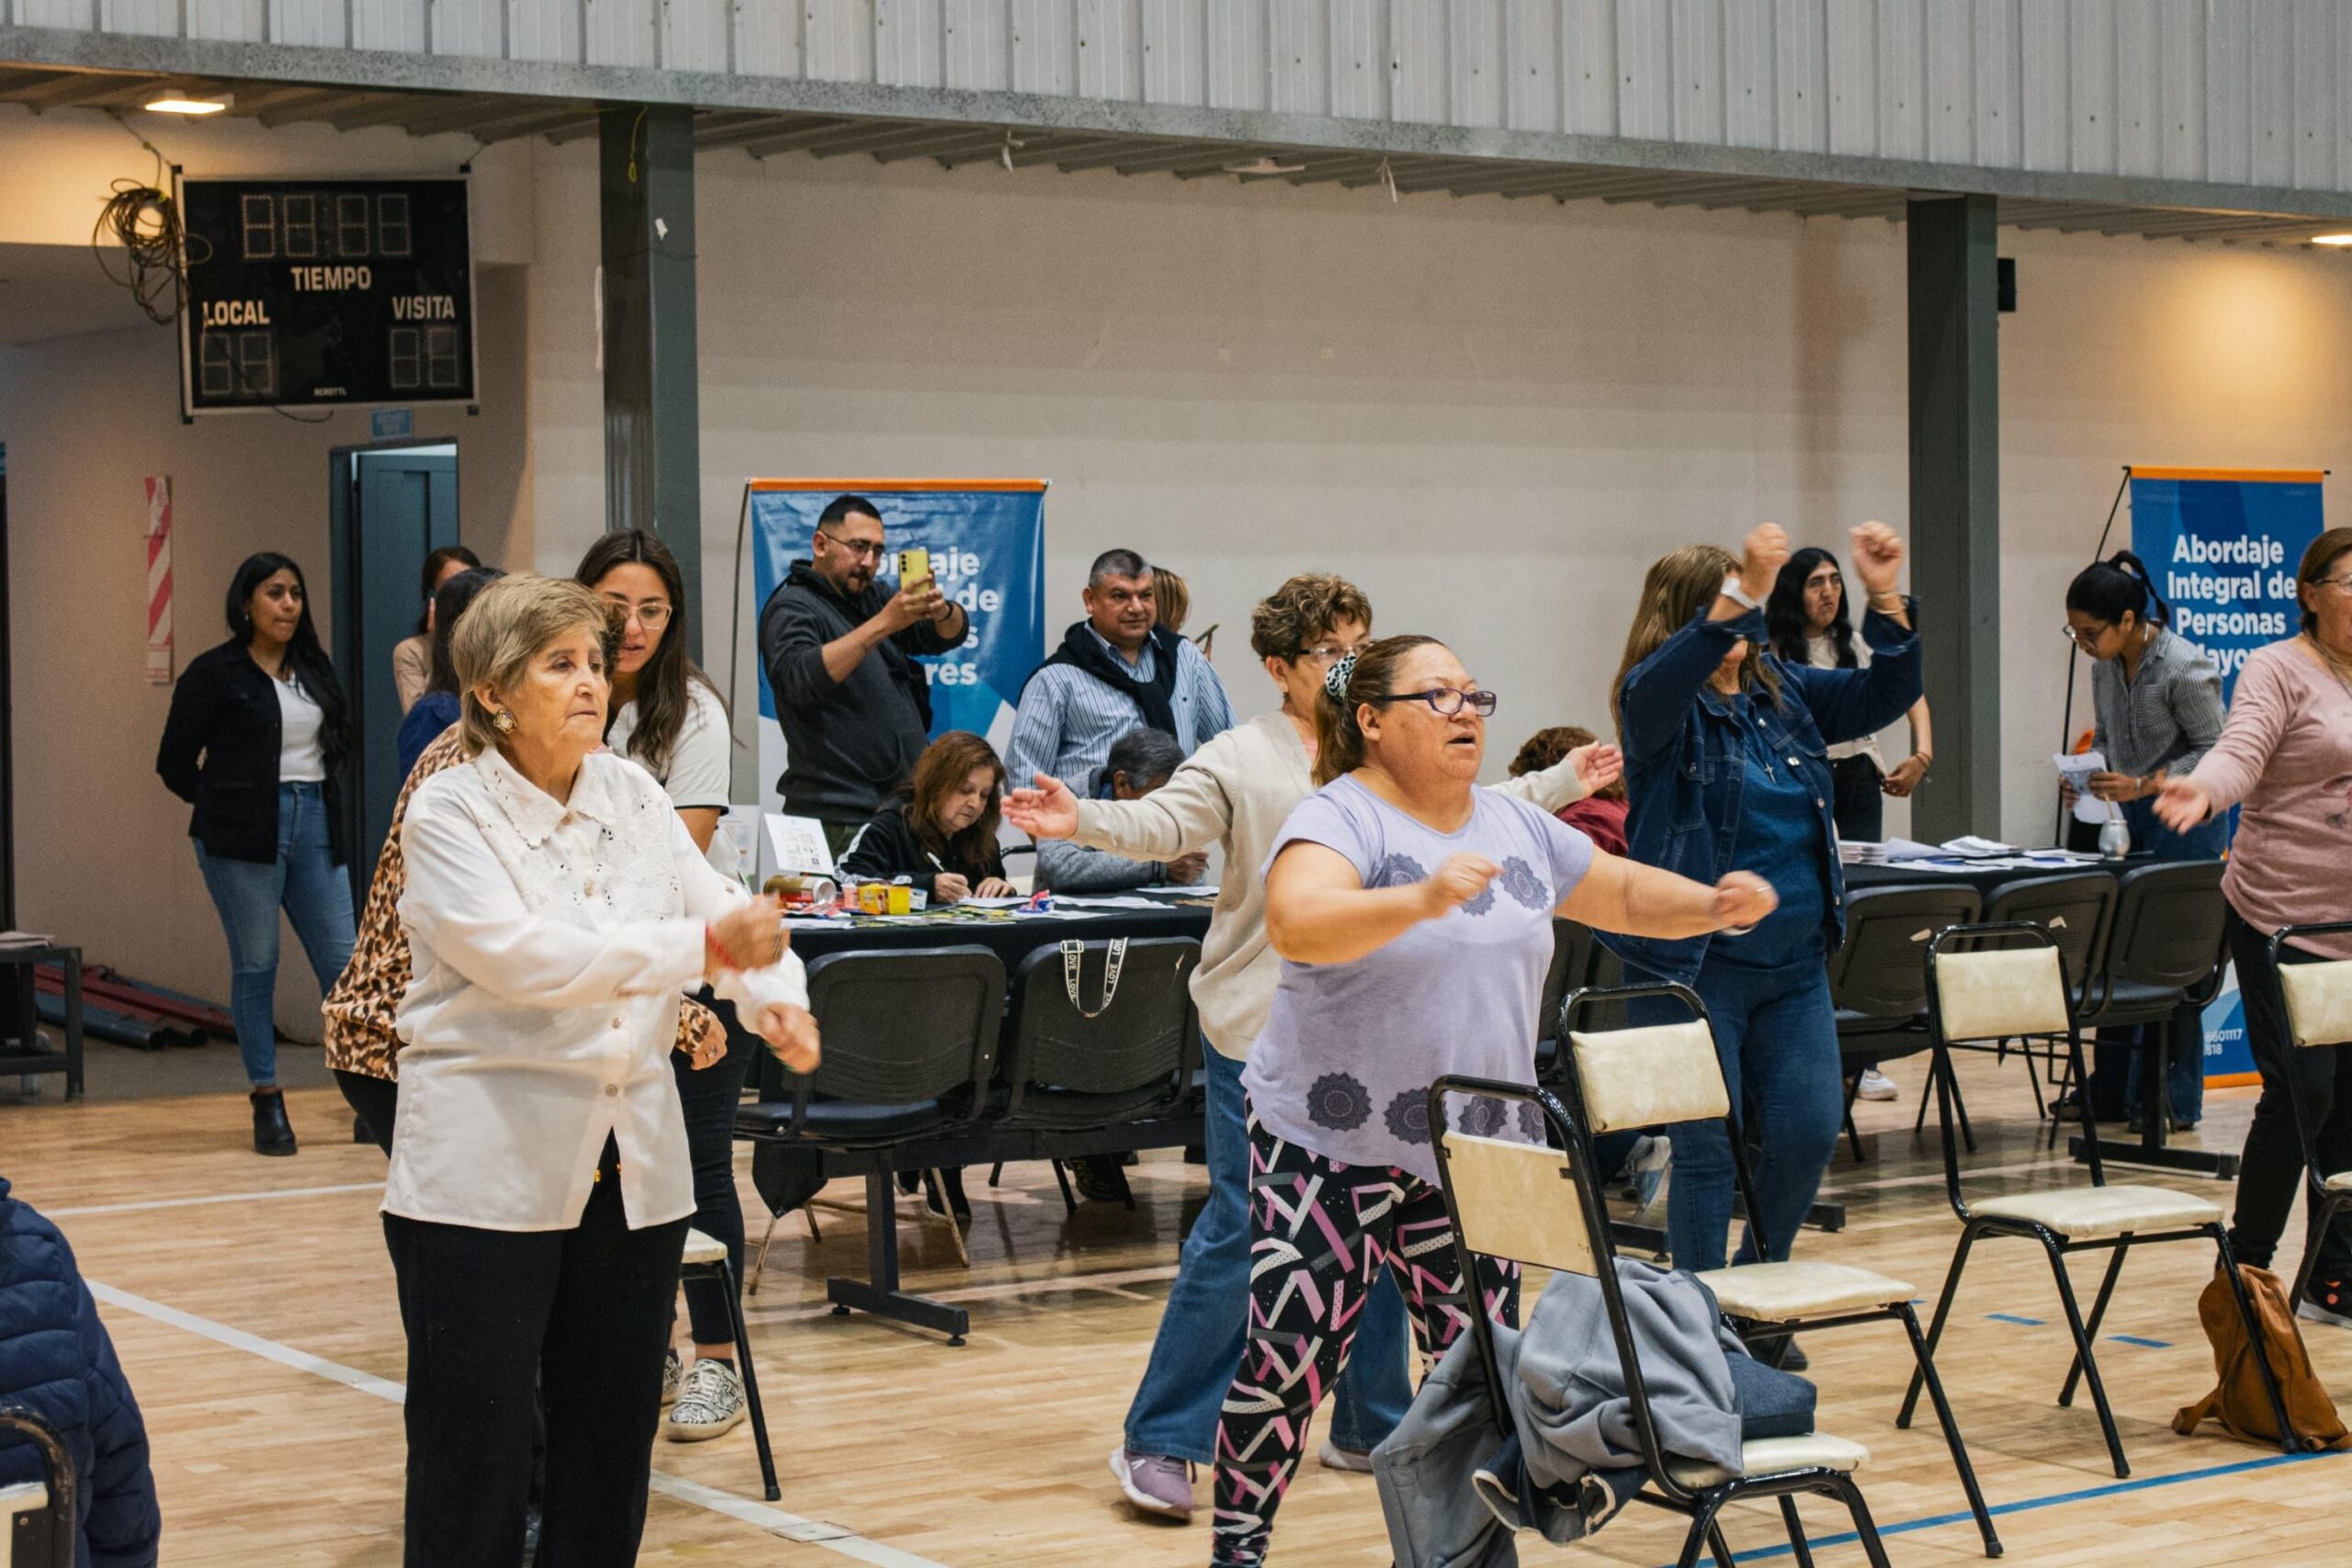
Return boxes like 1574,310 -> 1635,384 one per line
6,1052 -> 2350,1568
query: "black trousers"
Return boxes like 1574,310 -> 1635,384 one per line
335,1067 -> 399,1156
2225,908 -> 2352,1278
673,989 -> 758,1346
384,1138 -> 689,1568
1828,754 -> 1884,843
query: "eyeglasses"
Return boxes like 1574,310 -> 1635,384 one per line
603,596 -> 673,629
2061,622 -> 2111,649
2314,574 -> 2352,594
1298,642 -> 1371,664
817,531 -> 888,562
1370,687 -> 1498,718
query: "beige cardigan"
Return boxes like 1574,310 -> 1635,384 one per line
1069,710 -> 1591,1059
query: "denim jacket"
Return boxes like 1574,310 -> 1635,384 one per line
1607,599 -> 1921,982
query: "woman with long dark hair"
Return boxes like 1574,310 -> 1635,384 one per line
156,552 -> 357,1155
2062,548 -> 2230,1131
572,529 -> 752,1441
1766,546 -> 1934,844
392,545 -> 481,714
839,731 -> 1018,905
1611,524 -> 1920,1323
396,567 -> 503,777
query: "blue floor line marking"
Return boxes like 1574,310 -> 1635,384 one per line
2107,1334 -> 2170,1348
1984,1312 -> 2044,1325
1652,1445 -> 2352,1566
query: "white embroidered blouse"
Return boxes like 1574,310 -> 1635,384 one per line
389,747 -> 807,1232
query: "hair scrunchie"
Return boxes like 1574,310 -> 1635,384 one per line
1322,651 -> 1359,701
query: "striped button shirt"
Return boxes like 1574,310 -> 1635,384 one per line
2091,626 -> 2227,779
1007,630 -> 1236,795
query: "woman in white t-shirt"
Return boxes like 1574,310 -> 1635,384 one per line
1767,547 -> 1934,846
576,529 -> 752,1445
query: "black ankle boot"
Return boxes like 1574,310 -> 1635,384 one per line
251,1089 -> 297,1156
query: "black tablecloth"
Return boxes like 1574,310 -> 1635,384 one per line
783,895 -> 1213,971
1842,853 -> 2221,900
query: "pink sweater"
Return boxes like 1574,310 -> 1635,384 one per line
2187,639 -> 2352,959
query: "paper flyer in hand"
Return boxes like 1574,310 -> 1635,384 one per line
2052,750 -> 2120,826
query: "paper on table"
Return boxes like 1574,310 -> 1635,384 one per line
1051,895 -> 1183,910
1939,835 -> 2018,857
959,897 -> 1027,908
2053,750 -> 2120,827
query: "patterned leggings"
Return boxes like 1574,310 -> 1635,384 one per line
1209,1103 -> 1520,1566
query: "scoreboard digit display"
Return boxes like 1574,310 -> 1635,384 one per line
175,175 -> 476,416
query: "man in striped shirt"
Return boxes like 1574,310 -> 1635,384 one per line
1008,549 -> 1236,798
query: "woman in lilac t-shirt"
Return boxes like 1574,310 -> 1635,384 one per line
1207,636 -> 1775,1568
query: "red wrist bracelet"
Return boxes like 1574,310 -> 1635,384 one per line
705,924 -> 741,972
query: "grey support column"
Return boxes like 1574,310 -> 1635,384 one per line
600,104 -> 702,651
1905,195 -> 2001,841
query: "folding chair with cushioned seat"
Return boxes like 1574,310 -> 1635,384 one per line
1559,985 -> 1999,1557
1429,1075 -> 1895,1568
677,1227 -> 779,1500
1900,924 -> 2303,1477
1960,873 -> 2115,1137
0,1404 -> 72,1568
2268,921 -> 2352,1314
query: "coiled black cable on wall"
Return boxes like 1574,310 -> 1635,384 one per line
91,176 -> 203,325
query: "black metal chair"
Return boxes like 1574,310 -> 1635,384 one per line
0,1404 -> 72,1568
2267,921 -> 2352,1313
677,1228 -> 778,1500
736,946 -> 1006,1342
1900,923 -> 2303,1478
1933,873 -> 2115,1144
993,936 -> 1201,1212
1829,885 -> 1983,1159
1533,919 -> 1599,1089
2059,861 -> 2234,1174
1429,1075 -> 1896,1568
1557,985 -> 2000,1558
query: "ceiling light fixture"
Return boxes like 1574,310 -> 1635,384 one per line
2311,232 -> 2352,246
145,91 -> 231,116
1226,157 -> 1306,177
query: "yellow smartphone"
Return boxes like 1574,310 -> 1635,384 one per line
897,547 -> 932,590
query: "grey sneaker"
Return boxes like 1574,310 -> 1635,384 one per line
1109,1447 -> 1195,1519
1856,1068 -> 1898,1101
665,1358 -> 747,1442
1628,1135 -> 1672,1222
1317,1438 -> 1374,1473
660,1348 -> 682,1408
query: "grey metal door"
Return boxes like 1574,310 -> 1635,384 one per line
329,443 -> 458,897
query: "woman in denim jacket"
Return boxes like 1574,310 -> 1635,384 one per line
1610,523 -> 1923,1307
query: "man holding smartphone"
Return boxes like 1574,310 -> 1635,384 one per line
759,494 -> 970,854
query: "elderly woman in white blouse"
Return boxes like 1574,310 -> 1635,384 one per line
387,574 -> 818,1568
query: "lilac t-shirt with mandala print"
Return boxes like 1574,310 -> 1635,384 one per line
1241,774 -> 1597,1184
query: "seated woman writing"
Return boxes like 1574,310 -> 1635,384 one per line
838,730 -> 1019,906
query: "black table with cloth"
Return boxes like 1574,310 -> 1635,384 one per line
1843,854 -> 2229,1177
750,892 -> 1215,1340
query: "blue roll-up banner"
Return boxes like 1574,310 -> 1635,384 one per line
744,479 -> 1046,814
2128,467 -> 2324,1081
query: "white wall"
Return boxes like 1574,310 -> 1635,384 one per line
11,109 -> 2352,1021
0,108 -> 537,1028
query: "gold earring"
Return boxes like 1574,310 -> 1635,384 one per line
492,709 -> 516,735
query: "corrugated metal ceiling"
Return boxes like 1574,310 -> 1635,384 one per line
5,62 -> 2347,247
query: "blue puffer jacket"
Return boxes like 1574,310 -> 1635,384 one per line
0,1175 -> 162,1568
1607,599 -> 1921,983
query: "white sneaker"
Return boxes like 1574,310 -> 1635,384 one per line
660,1348 -> 682,1408
665,1358 -> 747,1442
1856,1068 -> 1898,1101
1627,1135 -> 1672,1222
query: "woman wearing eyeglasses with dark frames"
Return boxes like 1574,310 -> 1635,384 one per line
1606,523 -> 1920,1348
1204,634 -> 1772,1568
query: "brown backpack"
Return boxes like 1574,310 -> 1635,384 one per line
2172,1264 -> 2352,1450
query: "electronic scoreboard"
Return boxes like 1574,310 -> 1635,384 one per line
175,175 -> 476,416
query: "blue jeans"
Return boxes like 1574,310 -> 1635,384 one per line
1631,953 -> 1844,1274
1122,1044 -> 1412,1464
194,783 -> 356,1088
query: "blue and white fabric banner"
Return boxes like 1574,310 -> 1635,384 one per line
745,479 -> 1046,812
2129,468 -> 2324,1080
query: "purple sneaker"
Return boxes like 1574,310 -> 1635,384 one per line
1110,1447 -> 1196,1519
